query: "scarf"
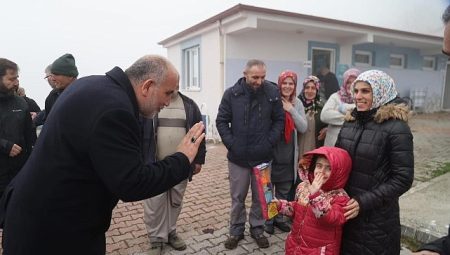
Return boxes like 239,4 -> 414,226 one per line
338,68 -> 360,104
284,111 -> 295,143
278,70 -> 298,143
352,70 -> 398,109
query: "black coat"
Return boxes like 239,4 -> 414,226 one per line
417,226 -> 450,255
1,67 -> 192,254
216,78 -> 284,167
336,103 -> 414,255
0,93 -> 33,197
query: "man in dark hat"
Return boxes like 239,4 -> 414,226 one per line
45,53 -> 78,119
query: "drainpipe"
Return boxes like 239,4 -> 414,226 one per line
219,19 -> 225,94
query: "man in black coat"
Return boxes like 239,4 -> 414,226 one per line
319,66 -> 339,100
1,55 -> 205,254
216,59 -> 284,250
0,59 -> 33,199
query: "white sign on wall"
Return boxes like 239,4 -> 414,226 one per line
303,60 -> 312,68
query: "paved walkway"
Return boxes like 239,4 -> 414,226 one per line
103,112 -> 450,255
0,113 -> 448,254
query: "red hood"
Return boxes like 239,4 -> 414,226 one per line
298,146 -> 352,192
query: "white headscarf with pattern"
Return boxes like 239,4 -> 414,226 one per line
352,70 -> 398,109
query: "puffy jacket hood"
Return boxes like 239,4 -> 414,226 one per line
345,100 -> 410,124
298,146 -> 352,192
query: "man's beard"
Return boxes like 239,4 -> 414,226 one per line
0,82 -> 14,95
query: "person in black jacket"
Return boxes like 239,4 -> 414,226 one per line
335,70 -> 414,255
44,53 -> 79,122
16,86 -> 40,145
216,59 -> 284,250
318,66 -> 339,100
0,58 -> 33,199
1,55 -> 205,255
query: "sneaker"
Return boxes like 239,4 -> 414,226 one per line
148,242 -> 162,255
250,233 -> 269,248
264,223 -> 274,235
168,232 -> 187,251
224,235 -> 244,250
274,221 -> 291,232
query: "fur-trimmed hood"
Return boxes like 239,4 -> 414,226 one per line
345,102 -> 410,124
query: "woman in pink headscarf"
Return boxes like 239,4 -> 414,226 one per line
264,70 -> 307,235
320,68 -> 360,146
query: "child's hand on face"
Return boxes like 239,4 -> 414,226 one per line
309,172 -> 324,194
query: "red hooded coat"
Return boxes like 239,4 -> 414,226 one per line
279,146 -> 352,255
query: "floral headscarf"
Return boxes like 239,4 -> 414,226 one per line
299,75 -> 322,113
352,70 -> 398,109
338,68 -> 360,104
277,70 -> 298,102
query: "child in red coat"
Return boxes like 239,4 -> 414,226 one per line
276,146 -> 352,255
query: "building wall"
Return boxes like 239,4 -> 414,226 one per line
168,29 -> 224,141
352,43 -> 446,112
224,29 -> 343,92
166,26 -> 445,142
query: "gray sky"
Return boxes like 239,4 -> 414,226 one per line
1,0 -> 447,107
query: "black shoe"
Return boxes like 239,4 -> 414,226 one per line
274,221 -> 291,232
250,233 -> 269,248
264,223 -> 274,235
224,235 -> 244,250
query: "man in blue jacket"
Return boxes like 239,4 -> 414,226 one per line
216,59 -> 284,250
1,55 -> 205,254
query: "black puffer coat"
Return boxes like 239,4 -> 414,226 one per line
216,78 -> 284,167
335,102 -> 414,255
0,93 -> 33,197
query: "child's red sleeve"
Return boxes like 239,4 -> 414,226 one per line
317,195 -> 350,226
278,199 -> 295,217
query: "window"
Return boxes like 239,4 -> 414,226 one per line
390,54 -> 405,68
183,45 -> 200,91
354,50 -> 372,66
422,56 -> 436,71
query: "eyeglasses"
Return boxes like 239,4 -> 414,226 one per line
44,74 -> 52,79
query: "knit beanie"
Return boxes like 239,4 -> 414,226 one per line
51,53 -> 79,77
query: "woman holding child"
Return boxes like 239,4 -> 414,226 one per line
335,70 -> 414,254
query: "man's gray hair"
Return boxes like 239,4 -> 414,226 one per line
44,64 -> 52,75
443,5 -> 450,24
244,59 -> 266,72
125,55 -> 172,86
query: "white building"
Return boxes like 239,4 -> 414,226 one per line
159,4 -> 447,141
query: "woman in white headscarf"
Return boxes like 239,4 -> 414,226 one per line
335,70 -> 414,255
320,68 -> 360,146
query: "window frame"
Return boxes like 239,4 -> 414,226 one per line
354,50 -> 372,67
389,54 -> 405,69
422,56 -> 436,71
183,45 -> 201,91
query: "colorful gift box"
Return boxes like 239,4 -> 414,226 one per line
253,162 -> 278,220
